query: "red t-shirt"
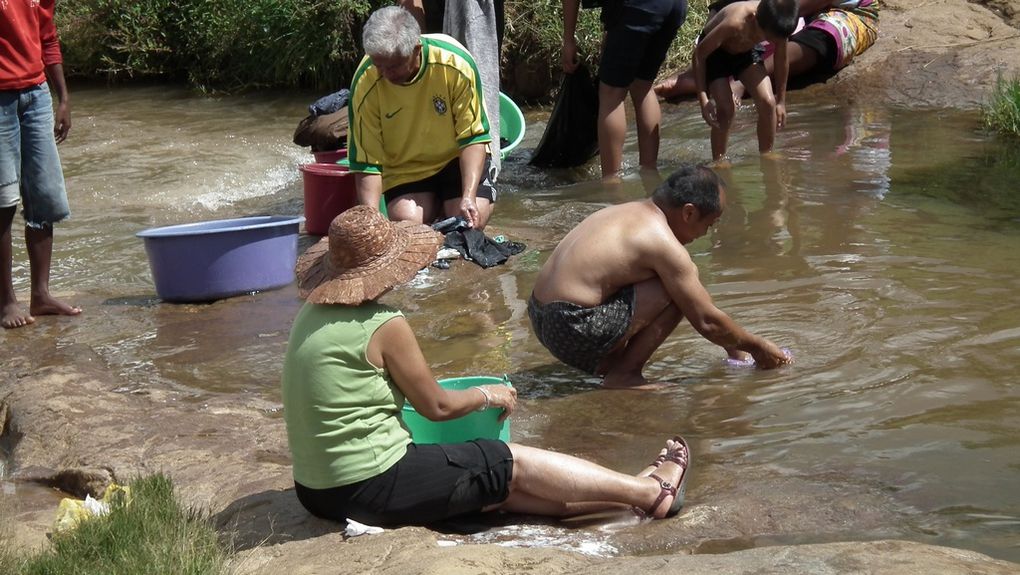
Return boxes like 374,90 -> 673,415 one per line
0,0 -> 63,90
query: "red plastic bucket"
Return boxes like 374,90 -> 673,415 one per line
299,163 -> 356,235
312,148 -> 347,164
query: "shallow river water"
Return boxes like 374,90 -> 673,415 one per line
2,84 -> 1019,562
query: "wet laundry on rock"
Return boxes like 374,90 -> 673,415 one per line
431,217 -> 525,269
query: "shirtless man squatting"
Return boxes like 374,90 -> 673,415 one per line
528,163 -> 791,388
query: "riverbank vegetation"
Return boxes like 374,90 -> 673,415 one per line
56,0 -> 708,98
0,473 -> 229,575
984,75 -> 1020,137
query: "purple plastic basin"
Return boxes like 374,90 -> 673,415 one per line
136,215 -> 304,302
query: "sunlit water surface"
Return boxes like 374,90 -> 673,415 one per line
2,85 -> 1018,562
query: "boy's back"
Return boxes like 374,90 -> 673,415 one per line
700,1 -> 765,56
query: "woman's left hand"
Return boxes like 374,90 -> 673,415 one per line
483,384 -> 517,421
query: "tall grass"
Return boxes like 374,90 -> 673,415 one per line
3,473 -> 229,575
984,75 -> 1020,137
56,0 -> 709,93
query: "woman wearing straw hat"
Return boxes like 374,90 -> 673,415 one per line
282,206 -> 692,526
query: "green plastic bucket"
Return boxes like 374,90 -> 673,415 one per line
402,376 -> 512,443
498,92 -> 525,160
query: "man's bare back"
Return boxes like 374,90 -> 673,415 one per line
532,200 -> 680,307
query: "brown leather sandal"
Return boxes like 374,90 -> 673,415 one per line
634,436 -> 692,519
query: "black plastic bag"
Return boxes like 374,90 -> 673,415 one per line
529,63 -> 599,168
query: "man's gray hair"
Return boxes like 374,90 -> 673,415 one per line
362,6 -> 421,58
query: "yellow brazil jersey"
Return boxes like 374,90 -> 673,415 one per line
347,34 -> 492,192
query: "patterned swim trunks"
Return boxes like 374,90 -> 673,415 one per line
804,0 -> 880,70
527,286 -> 636,375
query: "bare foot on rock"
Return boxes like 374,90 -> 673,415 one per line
2,301 -> 35,329
30,294 -> 82,319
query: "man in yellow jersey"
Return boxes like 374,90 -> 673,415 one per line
348,6 -> 496,230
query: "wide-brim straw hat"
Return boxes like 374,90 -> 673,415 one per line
296,205 -> 443,305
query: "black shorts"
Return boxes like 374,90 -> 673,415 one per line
294,439 -> 513,527
599,0 -> 688,87
704,44 -> 766,83
791,27 -> 839,75
384,157 -> 497,204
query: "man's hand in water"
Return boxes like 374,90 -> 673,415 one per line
751,344 -> 792,369
459,197 -> 479,228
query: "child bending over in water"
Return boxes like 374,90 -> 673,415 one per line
694,0 -> 799,162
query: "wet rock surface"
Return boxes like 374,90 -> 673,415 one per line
796,0 -> 1020,109
4,362 -> 1019,573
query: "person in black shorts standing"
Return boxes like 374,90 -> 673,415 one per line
562,0 -> 688,181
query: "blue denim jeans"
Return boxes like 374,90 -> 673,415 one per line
0,83 -> 70,228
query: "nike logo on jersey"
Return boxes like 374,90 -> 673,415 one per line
385,108 -> 403,119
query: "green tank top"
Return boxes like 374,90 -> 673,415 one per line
282,301 -> 411,489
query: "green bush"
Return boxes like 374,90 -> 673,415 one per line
56,0 -> 709,94
58,0 -> 382,90
58,0 -> 184,80
984,75 -> 1020,138
175,0 -> 375,90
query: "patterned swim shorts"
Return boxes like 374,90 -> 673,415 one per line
803,0 -> 880,70
527,286 -> 636,375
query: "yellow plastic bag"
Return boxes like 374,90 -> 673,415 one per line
53,483 -> 131,533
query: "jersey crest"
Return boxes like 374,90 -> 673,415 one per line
432,95 -> 448,116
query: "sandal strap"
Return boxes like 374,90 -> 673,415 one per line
641,473 -> 677,517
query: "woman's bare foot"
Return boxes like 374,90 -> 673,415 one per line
653,76 -> 680,99
30,294 -> 82,318
653,70 -> 698,101
2,301 -> 35,329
